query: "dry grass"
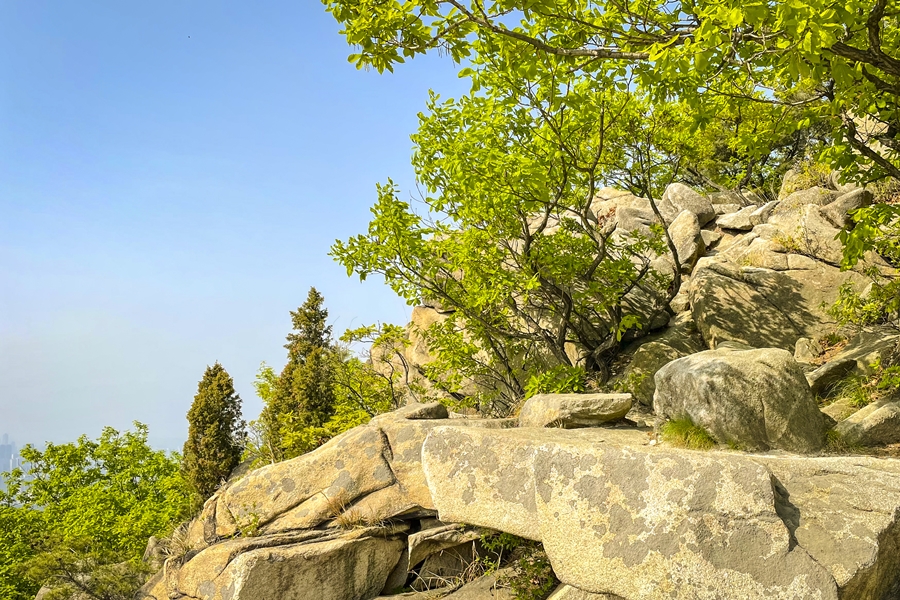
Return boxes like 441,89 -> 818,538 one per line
160,523 -> 194,560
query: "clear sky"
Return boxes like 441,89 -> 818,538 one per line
0,2 -> 467,450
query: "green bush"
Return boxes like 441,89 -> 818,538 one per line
524,366 -> 586,400
480,533 -> 559,600
660,418 -> 717,450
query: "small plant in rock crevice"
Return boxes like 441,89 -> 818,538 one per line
826,357 -> 900,409
479,533 -> 559,600
660,417 -> 717,450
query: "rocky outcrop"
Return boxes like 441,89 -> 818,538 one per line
653,346 -> 826,452
689,257 -> 867,351
835,400 -> 900,446
138,179 -> 900,600
177,530 -> 405,600
422,426 -> 900,599
518,393 -> 632,428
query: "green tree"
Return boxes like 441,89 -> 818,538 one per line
0,423 -> 189,600
324,0 -> 900,184
182,362 -> 246,501
260,287 -> 338,458
332,60 -> 695,412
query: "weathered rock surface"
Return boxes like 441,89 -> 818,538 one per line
659,183 -> 715,226
654,346 -> 826,452
716,205 -> 758,230
549,584 -> 624,599
775,186 -> 839,212
192,403 -> 519,542
821,188 -> 874,228
835,399 -> 900,446
407,524 -> 482,571
689,257 -> 867,350
173,532 -> 405,600
667,210 -> 703,272
806,359 -> 857,397
518,393 -> 632,428
423,425 -> 900,599
618,342 -> 685,406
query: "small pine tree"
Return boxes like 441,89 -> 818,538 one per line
260,287 -> 337,458
182,362 -> 246,500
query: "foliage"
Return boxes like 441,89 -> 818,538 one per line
324,0 -> 900,185
660,418 -> 717,450
251,295 -> 405,463
259,287 -> 338,459
23,539 -> 151,600
829,357 -> 900,408
338,323 -> 412,410
0,506 -> 43,600
480,533 -> 558,600
182,362 -> 246,501
0,423 -> 190,600
523,365 -> 586,400
834,202 -> 900,329
332,58 -> 696,414
824,429 -> 861,454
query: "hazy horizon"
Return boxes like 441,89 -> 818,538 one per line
0,2 -> 468,451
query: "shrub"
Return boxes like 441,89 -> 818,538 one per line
660,418 -> 717,450
523,366 -> 586,400
480,533 -> 559,600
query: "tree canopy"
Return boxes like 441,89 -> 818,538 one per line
324,0 -> 900,184
182,362 -> 246,501
0,423 -> 190,600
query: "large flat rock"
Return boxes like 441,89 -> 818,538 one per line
421,426 -> 900,599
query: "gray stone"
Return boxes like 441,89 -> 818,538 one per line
660,183 -> 716,226
757,455 -> 900,599
713,202 -> 742,215
794,337 -> 823,364
413,541 -> 483,591
775,186 -> 839,212
750,200 -> 779,225
425,425 -> 900,599
408,524 -> 483,571
518,393 -> 632,428
835,400 -> 900,446
653,346 -> 826,452
700,229 -> 722,247
175,532 -> 405,600
767,204 -> 845,266
548,584 -> 624,599
820,397 -> 859,423
709,190 -> 764,206
667,210 -> 703,272
689,260 -> 801,350
689,258 -> 868,351
615,205 -> 659,235
442,570 -> 515,599
618,342 -> 686,406
806,358 -> 857,397
820,188 -> 874,228
716,205 -> 758,230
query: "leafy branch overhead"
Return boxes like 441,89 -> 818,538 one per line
324,0 -> 900,183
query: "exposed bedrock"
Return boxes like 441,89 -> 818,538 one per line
422,426 -> 900,600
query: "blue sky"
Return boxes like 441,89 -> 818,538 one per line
0,2 -> 467,450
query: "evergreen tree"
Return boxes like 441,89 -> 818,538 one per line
260,287 -> 337,458
182,363 -> 245,500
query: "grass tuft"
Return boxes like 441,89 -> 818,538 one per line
660,418 -> 717,450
